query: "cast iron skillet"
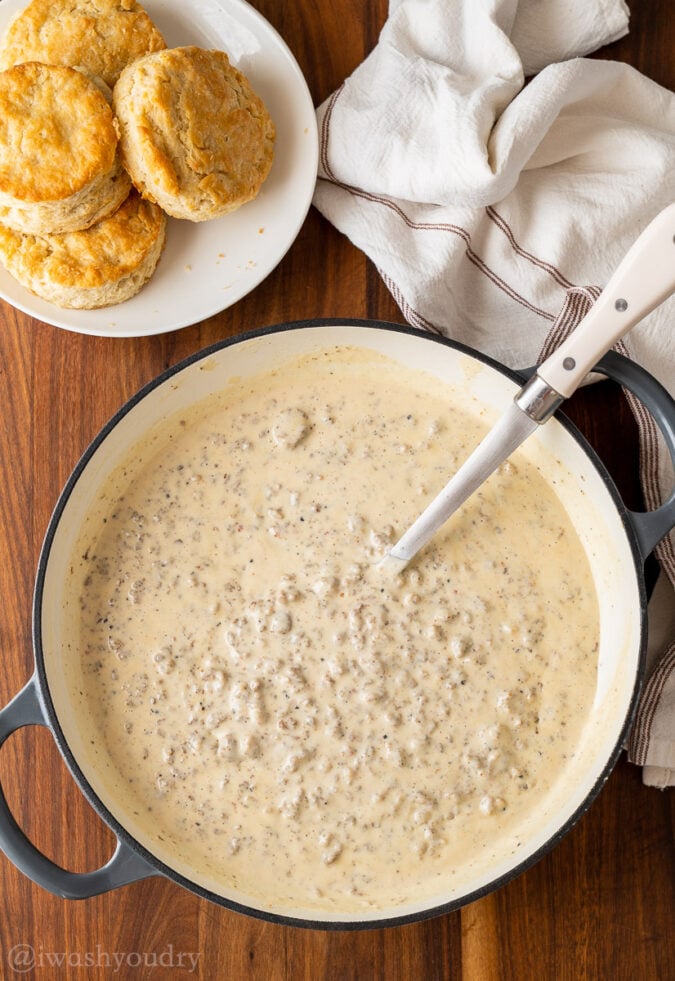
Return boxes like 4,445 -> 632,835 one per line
0,320 -> 673,929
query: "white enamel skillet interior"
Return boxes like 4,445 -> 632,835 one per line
1,320 -> 674,929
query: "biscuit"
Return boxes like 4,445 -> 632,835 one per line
113,46 -> 275,221
0,189 -> 166,308
0,0 -> 166,88
0,62 -> 131,234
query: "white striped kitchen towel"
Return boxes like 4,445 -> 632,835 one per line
313,0 -> 675,786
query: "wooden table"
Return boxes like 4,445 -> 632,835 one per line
0,1 -> 673,978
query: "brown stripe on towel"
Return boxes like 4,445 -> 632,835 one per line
628,642 -> 675,765
486,205 -> 576,291
319,86 -> 557,324
537,286 -> 602,363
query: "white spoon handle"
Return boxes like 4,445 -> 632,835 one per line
538,203 -> 675,399
381,204 -> 675,574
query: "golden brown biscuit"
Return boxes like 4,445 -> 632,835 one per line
0,62 -> 130,234
0,0 -> 166,88
113,46 -> 275,221
0,189 -> 166,308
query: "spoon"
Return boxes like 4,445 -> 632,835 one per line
380,202 -> 675,574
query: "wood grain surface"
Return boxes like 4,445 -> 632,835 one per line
0,1 -> 673,978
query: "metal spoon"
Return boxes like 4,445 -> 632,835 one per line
380,202 -> 675,574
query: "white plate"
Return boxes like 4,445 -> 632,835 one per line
0,0 -> 318,336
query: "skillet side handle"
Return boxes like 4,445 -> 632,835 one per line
590,350 -> 675,561
0,675 -> 157,899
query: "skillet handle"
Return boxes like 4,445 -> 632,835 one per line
0,675 -> 157,898
579,351 -> 675,561
590,351 -> 675,559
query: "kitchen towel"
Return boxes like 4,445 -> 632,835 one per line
313,0 -> 675,786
